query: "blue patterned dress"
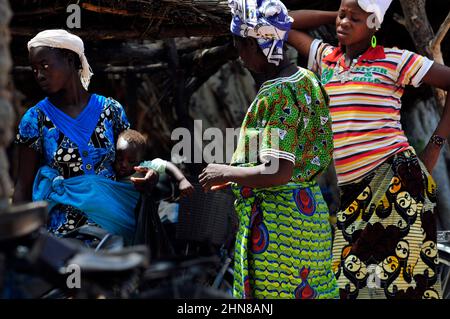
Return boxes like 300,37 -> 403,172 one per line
15,94 -> 130,236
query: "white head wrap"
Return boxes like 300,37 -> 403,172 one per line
27,29 -> 93,90
357,0 -> 392,30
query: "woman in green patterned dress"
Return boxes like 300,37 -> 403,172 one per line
198,0 -> 339,299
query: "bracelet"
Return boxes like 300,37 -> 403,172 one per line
429,134 -> 446,148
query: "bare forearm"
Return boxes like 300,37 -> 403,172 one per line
419,64 -> 450,146
290,10 -> 338,30
418,85 -> 450,172
225,164 -> 290,188
433,91 -> 450,139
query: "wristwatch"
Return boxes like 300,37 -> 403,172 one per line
429,134 -> 446,148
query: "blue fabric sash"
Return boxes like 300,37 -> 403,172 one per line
36,94 -> 105,174
33,166 -> 139,243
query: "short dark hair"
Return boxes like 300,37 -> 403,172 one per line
233,35 -> 258,49
118,129 -> 147,156
233,35 -> 284,56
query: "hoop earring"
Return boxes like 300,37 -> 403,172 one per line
371,35 -> 377,48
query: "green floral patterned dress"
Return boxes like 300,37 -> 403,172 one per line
230,67 -> 339,299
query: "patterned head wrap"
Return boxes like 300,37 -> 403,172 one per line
229,0 -> 293,65
28,29 -> 93,90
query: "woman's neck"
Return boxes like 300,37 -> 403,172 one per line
48,77 -> 90,115
253,60 -> 297,88
343,41 -> 371,64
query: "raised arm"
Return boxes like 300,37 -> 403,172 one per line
287,10 -> 338,59
290,10 -> 338,30
419,62 -> 450,172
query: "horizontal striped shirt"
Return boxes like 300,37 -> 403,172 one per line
308,39 -> 434,185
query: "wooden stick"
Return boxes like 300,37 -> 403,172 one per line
13,7 -> 66,17
11,27 -> 142,40
430,10 -> 450,63
13,63 -> 167,74
81,3 -> 138,17
428,10 -> 450,108
102,63 -> 167,73
393,13 -> 406,27
11,25 -> 229,40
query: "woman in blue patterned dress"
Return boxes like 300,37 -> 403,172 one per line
13,30 -> 157,242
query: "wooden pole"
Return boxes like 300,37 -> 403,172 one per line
10,26 -> 229,40
0,0 -> 14,212
398,0 -> 448,109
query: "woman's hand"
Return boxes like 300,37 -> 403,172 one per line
178,177 -> 194,198
131,166 -> 159,193
419,143 -> 441,174
198,164 -> 230,192
199,159 -> 293,190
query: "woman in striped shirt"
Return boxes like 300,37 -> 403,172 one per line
287,0 -> 450,299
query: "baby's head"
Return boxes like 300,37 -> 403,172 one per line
115,129 -> 147,178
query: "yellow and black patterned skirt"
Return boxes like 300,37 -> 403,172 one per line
332,149 -> 442,299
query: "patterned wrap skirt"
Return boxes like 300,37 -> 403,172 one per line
231,182 -> 339,299
332,149 -> 442,299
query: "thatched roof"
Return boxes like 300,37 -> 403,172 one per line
10,0 -> 337,41
11,0 -> 232,40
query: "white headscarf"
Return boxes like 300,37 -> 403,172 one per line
357,0 -> 392,29
27,29 -> 93,90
